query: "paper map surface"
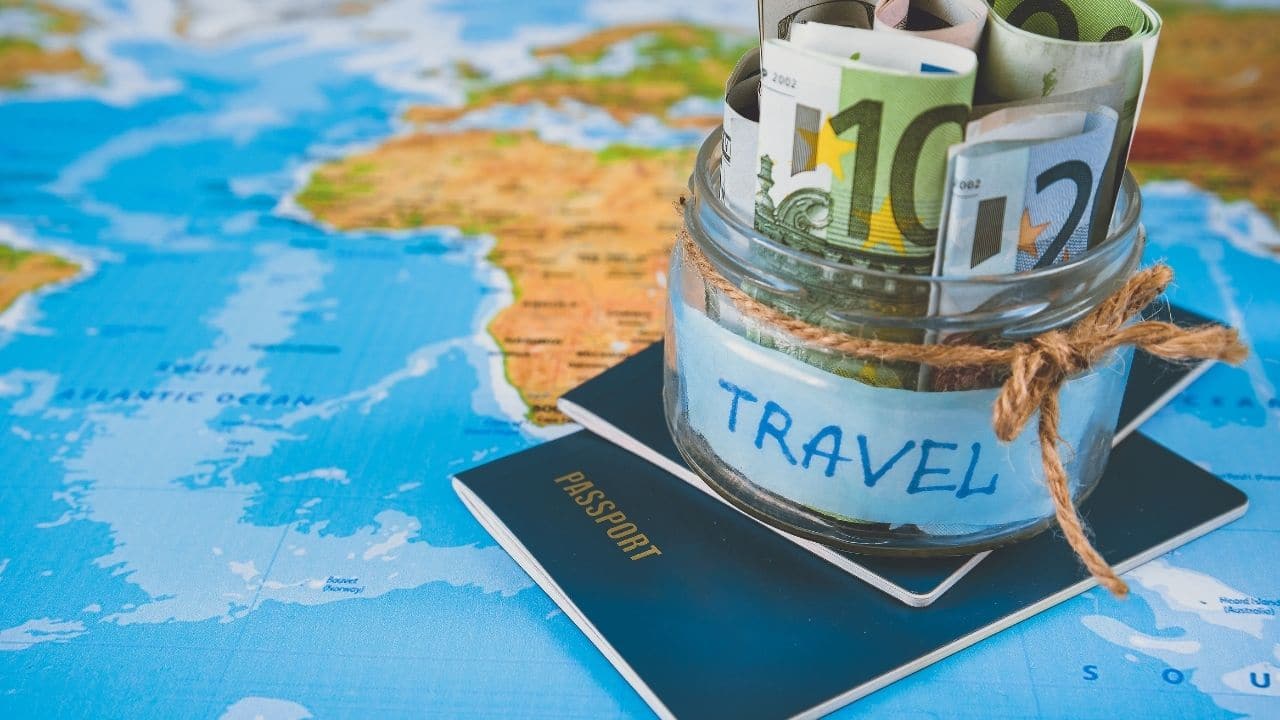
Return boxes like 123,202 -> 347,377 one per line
0,1 -> 1277,717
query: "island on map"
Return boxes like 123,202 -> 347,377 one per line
0,243 -> 78,315
299,23 -> 751,425
0,1 -> 97,89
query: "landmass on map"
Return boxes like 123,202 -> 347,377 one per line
1129,2 -> 1280,229
405,23 -> 752,126
299,23 -> 747,425
298,7 -> 1279,425
300,131 -> 691,425
0,1 -> 97,89
0,244 -> 79,315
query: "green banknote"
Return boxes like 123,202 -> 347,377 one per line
987,0 -> 1151,43
702,249 -> 932,390
977,0 -> 1161,247
754,22 -> 977,272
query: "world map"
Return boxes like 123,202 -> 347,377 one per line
0,0 -> 1277,717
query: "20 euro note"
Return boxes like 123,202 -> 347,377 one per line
918,104 -> 1119,391
933,104 -> 1120,283
977,0 -> 1160,248
754,22 -> 977,273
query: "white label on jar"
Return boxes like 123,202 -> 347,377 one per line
675,304 -> 1130,528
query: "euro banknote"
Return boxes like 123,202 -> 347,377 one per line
742,3 -> 878,218
933,104 -> 1120,285
754,22 -> 977,272
977,0 -> 1160,248
758,0 -> 986,50
730,2 -> 985,221
919,103 -> 1118,390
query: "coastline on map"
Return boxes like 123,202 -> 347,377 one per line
468,232 -> 568,439
277,103 -> 553,433
282,149 -> 552,438
280,105 -> 664,433
276,145 -> 383,233
0,224 -> 91,335
0,0 -> 179,106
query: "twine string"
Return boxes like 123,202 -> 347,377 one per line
677,212 -> 1246,597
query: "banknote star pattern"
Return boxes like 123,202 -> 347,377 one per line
1018,208 -> 1051,257
859,194 -> 907,254
816,119 -> 858,181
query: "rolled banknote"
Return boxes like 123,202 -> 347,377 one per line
758,0 -> 875,44
873,0 -> 988,50
920,104 -> 1118,391
740,3 -> 883,219
977,0 -> 1161,248
933,104 -> 1119,280
737,3 -> 895,219
721,48 -> 762,221
754,21 -> 977,272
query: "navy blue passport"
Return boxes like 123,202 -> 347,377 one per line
556,304 -> 1215,606
453,431 -> 1245,720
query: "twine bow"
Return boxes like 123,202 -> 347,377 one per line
678,209 -> 1247,596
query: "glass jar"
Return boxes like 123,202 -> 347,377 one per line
664,129 -> 1145,556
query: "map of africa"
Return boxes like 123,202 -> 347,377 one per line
0,1 -> 1277,718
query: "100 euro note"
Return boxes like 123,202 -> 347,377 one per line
711,22 -> 979,390
723,2 -> 988,220
754,22 -> 977,273
977,0 -> 1160,248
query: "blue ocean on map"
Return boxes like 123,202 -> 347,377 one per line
0,1 -> 1276,719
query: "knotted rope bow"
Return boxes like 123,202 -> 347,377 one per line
678,215 -> 1247,596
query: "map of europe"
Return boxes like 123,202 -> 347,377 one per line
0,0 -> 1277,717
